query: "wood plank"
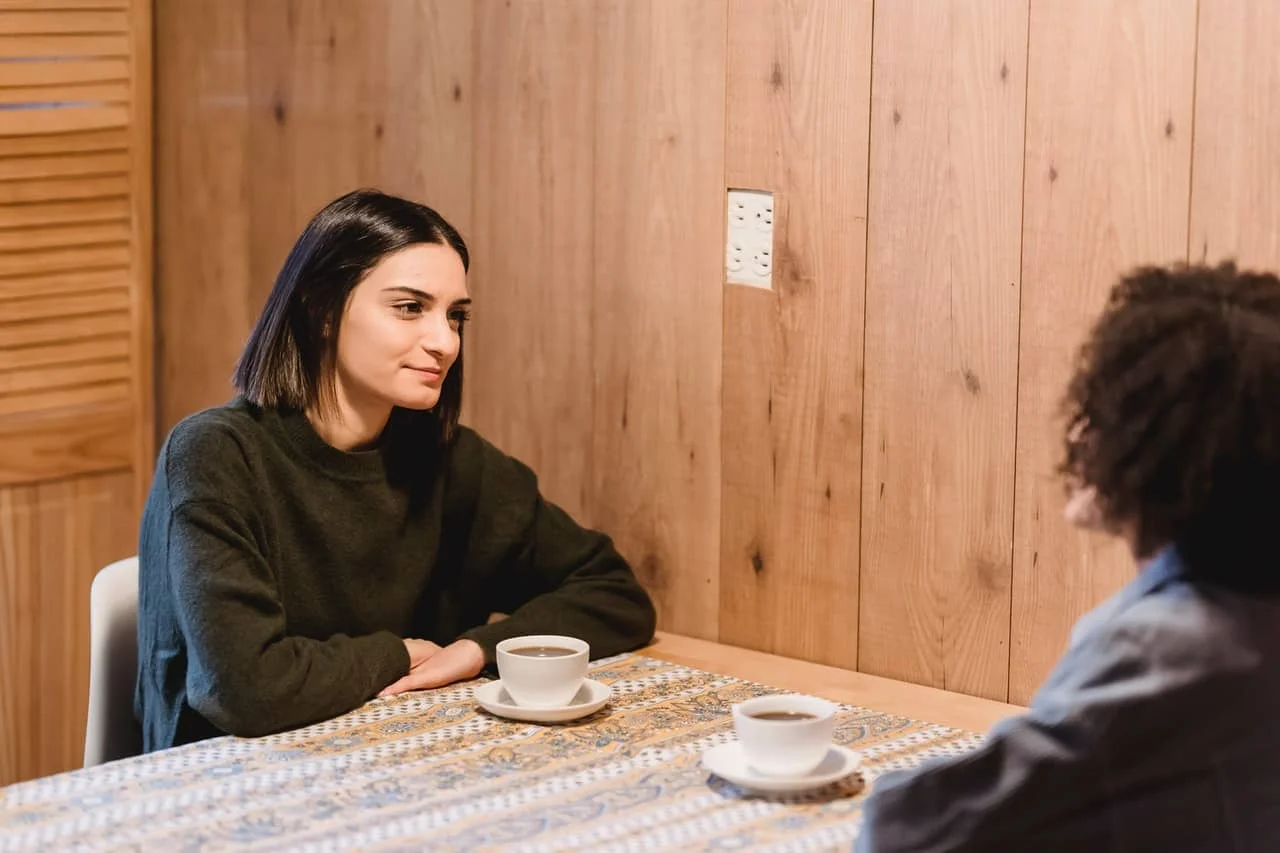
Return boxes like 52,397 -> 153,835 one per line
0,470 -> 136,785
127,0 -> 155,500
0,10 -> 128,33
0,105 -> 127,137
1189,0 -> 1280,268
0,58 -> 127,88
0,151 -> 130,181
858,0 -> 1026,701
592,0 -> 725,639
0,244 -> 129,277
0,286 -> 130,320
718,0 -> 871,671
154,0 -> 251,435
0,80 -> 130,106
0,0 -> 126,8
0,356 -> 130,396
0,333 -> 130,373
646,632 -> 1022,735
245,0 -> 387,313
0,220 -> 128,252
0,377 -> 129,417
0,193 -> 127,230
1011,0 -> 1196,704
0,401 -> 132,486
0,310 -> 128,349
0,267 -> 126,299
0,33 -> 128,58
469,0 -> 594,521
378,0 -> 474,233
0,173 -> 128,204
0,128 -> 127,158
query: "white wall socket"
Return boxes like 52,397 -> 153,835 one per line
725,188 -> 774,289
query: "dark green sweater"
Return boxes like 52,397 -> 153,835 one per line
135,399 -> 656,751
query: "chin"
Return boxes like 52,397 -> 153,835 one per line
390,391 -> 442,411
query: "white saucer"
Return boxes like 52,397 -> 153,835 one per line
702,742 -> 861,793
474,678 -> 612,723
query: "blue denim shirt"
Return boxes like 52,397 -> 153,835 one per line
855,546 -> 1280,852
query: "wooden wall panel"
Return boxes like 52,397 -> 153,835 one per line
378,0 -> 474,233
858,1 -> 1026,701
718,0 -> 871,669
592,0 -> 726,639
156,0 -> 473,436
154,0 -> 250,435
1190,0 -> 1280,269
1011,0 -> 1197,704
0,472 -> 136,785
244,0 -> 384,314
469,1 -> 595,521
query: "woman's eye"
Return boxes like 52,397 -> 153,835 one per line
394,302 -> 423,318
448,309 -> 471,328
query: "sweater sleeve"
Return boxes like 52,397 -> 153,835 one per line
451,431 -> 657,662
164,498 -> 409,737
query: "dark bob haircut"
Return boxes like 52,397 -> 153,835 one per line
1061,260 -> 1280,593
233,188 -> 470,446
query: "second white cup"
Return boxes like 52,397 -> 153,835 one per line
495,634 -> 589,708
731,693 -> 838,777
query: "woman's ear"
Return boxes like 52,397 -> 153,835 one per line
1064,484 -> 1106,531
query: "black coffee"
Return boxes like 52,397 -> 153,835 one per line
507,645 -> 577,658
747,711 -> 817,722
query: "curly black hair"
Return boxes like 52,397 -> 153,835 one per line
1061,261 -> 1280,593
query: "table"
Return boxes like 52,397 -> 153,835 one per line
0,634 -> 1021,852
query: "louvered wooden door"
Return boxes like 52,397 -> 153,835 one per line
0,0 -> 152,785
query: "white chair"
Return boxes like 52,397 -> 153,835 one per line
84,556 -> 143,767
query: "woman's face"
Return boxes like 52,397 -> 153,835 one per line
333,243 -> 470,414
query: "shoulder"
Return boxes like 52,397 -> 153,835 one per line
446,426 -> 537,489
156,399 -> 267,506
164,399 -> 263,460
1119,581 -> 1266,675
1039,579 -> 1266,713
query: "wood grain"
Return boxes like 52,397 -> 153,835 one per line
125,0 -> 152,498
719,0 -> 871,670
0,106 -> 127,136
0,9 -> 127,33
0,403 -> 132,486
0,470 -> 136,785
858,0 -> 1027,701
1011,0 -> 1196,704
154,0 -> 250,432
0,57 -> 128,89
377,0 -> 473,232
0,128 -> 127,158
592,0 -> 726,639
1189,0 -> 1280,269
468,0 -> 595,521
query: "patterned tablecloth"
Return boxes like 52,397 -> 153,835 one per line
0,654 -> 982,852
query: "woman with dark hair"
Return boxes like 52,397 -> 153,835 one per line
136,189 -> 656,751
856,262 -> 1280,851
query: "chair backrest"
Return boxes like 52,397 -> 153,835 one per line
84,556 -> 142,767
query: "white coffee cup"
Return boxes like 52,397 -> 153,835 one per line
495,634 -> 589,708
731,693 -> 838,777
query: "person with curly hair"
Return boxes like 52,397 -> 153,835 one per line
856,262 -> 1280,852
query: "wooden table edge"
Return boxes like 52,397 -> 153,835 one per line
641,632 -> 1024,734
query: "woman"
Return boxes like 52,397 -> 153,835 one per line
136,189 -> 657,751
857,262 -> 1280,851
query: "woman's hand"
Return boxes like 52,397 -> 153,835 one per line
379,638 -> 485,697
